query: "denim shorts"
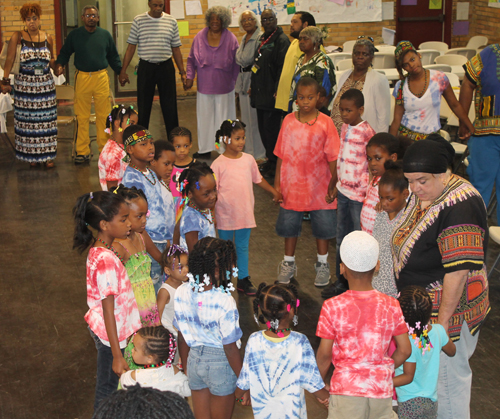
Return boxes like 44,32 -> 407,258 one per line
276,207 -> 337,240
187,346 -> 237,396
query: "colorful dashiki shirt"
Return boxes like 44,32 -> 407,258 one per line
464,44 -> 500,136
237,331 -> 325,419
391,175 -> 490,341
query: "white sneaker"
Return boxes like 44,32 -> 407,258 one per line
277,260 -> 297,284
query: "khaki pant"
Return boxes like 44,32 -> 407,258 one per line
328,394 -> 397,419
74,69 -> 110,156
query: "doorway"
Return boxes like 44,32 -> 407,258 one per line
396,0 -> 452,47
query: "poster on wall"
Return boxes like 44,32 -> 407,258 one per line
207,0 -> 382,26
489,0 -> 500,8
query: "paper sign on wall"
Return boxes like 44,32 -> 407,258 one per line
382,2 -> 394,20
453,21 -> 469,36
429,0 -> 442,9
170,1 -> 185,19
456,2 -> 469,20
401,0 -> 417,5
185,0 -> 202,16
178,21 -> 190,37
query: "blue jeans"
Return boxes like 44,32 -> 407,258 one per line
336,191 -> 363,281
150,241 -> 168,295
467,134 -> 500,222
89,328 -> 124,411
437,322 -> 479,419
218,228 -> 251,279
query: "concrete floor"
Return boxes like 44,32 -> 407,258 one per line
0,97 -> 499,418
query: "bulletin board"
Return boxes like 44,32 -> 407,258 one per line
207,0 -> 382,26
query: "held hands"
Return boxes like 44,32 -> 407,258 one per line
54,64 -> 65,77
112,354 -> 130,377
241,390 -> 252,406
1,84 -> 12,94
325,185 -> 337,205
118,71 -> 130,87
184,79 -> 194,91
316,396 -> 330,407
272,189 -> 283,205
458,123 -> 474,141
180,73 -> 187,87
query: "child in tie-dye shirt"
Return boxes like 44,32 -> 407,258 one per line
174,238 -> 242,419
236,283 -> 329,418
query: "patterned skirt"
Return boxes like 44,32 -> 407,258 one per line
14,59 -> 57,162
398,397 -> 437,419
398,124 -> 439,142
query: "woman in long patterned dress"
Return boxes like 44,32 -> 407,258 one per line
0,3 -> 57,167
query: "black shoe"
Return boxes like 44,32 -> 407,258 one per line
193,151 -> 212,159
303,212 -> 311,221
237,277 -> 257,296
259,161 -> 273,174
74,154 -> 90,164
321,280 -> 348,299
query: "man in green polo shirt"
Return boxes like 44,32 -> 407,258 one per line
56,6 -> 122,164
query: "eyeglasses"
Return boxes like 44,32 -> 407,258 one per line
241,18 -> 255,23
84,14 -> 98,18
261,17 -> 275,23
358,35 -> 374,42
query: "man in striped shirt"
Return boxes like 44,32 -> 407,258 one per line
119,0 -> 186,137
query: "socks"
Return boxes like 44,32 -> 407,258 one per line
317,253 -> 328,264
284,255 -> 295,263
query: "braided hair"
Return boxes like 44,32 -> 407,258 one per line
379,160 -> 408,193
398,285 -> 433,340
161,244 -> 189,271
136,326 -> 176,365
177,161 -> 214,198
110,184 -> 147,203
253,283 -> 299,332
170,126 -> 192,144
93,385 -> 195,419
189,237 -> 237,290
106,105 -> 137,133
72,191 -> 126,254
214,119 -> 246,147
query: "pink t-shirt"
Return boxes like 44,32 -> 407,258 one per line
274,112 -> 340,211
360,176 -> 381,235
85,247 -> 141,348
211,153 -> 262,230
336,121 -> 376,202
316,290 -> 408,399
98,140 -> 128,191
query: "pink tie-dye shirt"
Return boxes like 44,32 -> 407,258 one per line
85,247 -> 141,347
274,112 -> 340,211
316,290 -> 408,398
336,121 -> 376,202
98,140 -> 128,191
360,176 -> 381,235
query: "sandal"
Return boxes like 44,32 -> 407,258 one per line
45,160 -> 55,168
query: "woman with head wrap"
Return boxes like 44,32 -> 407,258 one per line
288,26 -> 335,113
391,134 -> 490,419
330,37 -> 391,135
389,41 -> 475,141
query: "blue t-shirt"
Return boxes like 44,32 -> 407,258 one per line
237,331 -> 325,419
395,324 -> 449,402
179,205 -> 216,248
122,166 -> 174,242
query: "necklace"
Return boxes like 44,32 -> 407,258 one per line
127,233 -> 144,258
129,164 -> 157,186
96,238 -> 125,265
350,71 -> 366,86
159,177 -> 171,192
298,109 -> 319,126
188,201 -> 215,224
409,69 -> 428,98
257,28 -> 277,57
142,360 -> 167,369
269,327 -> 291,335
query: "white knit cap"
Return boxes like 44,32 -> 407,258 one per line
340,231 -> 379,272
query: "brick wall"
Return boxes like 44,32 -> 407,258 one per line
451,0 -> 500,47
1,1 -> 57,50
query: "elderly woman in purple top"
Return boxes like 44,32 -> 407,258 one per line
185,6 -> 239,159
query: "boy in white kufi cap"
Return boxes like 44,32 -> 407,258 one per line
316,230 -> 411,419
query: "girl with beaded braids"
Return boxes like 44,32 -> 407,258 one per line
236,283 -> 329,417
72,191 -> 141,411
211,119 -> 282,296
394,286 -> 456,419
98,105 -> 138,191
173,237 -> 243,419
177,161 -> 217,252
119,326 -> 190,397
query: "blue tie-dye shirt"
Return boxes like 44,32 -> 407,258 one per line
237,331 -> 325,419
122,166 -> 174,243
179,205 -> 216,249
173,282 -> 242,348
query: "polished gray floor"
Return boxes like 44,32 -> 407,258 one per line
0,97 -> 498,418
